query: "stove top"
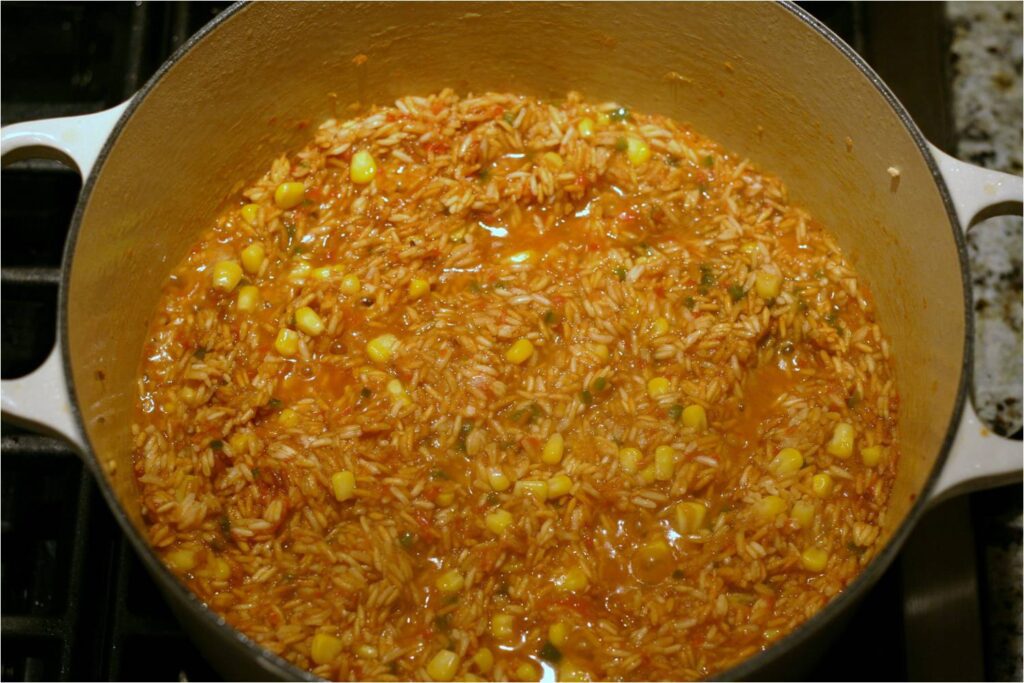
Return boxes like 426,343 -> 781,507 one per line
1,3 -> 1017,681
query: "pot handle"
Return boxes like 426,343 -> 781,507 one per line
928,144 -> 1023,503
0,102 -> 130,452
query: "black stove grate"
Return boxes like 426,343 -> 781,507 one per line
0,3 -> 1011,681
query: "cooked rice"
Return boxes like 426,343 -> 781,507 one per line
133,90 -> 898,681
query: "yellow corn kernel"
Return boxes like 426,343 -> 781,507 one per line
436,491 -> 454,507
672,501 -> 708,535
682,404 -> 707,432
211,260 -> 243,292
236,285 -> 260,312
801,547 -> 829,572
755,271 -> 783,299
485,509 -> 514,535
366,333 -> 399,364
240,203 -> 260,226
591,343 -> 610,361
408,277 -> 430,299
542,151 -> 565,169
618,447 -> 642,474
811,472 -> 834,498
506,338 -> 535,364
386,378 -> 411,406
340,273 -> 361,295
542,432 -> 565,464
294,306 -> 325,337
652,317 -> 670,335
179,385 -> 199,405
274,328 -> 300,357
548,622 -> 569,648
228,431 -> 253,454
514,479 -> 548,502
654,445 -> 676,481
756,495 -> 788,519
791,501 -> 815,528
240,242 -> 265,274
356,645 -> 378,659
350,150 -> 378,184
577,117 -> 595,138
435,569 -> 464,594
274,181 -> 305,210
827,422 -> 855,458
310,633 -> 344,665
559,661 -> 591,682
209,557 -> 231,581
741,241 -> 759,256
312,266 -> 333,281
288,259 -> 312,283
331,470 -> 356,502
490,613 -> 515,640
488,468 -> 511,492
426,649 -> 460,681
516,662 -> 540,682
596,112 -> 611,127
507,249 -> 536,264
626,136 -> 651,166
547,474 -> 573,499
555,568 -> 588,592
278,408 -> 299,428
770,447 -> 804,476
861,445 -> 884,467
165,548 -> 197,572
647,376 -> 670,398
472,648 -> 494,674
639,464 -> 657,484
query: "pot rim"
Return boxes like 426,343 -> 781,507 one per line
56,2 -> 973,680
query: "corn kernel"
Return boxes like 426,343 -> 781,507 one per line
236,285 -> 260,312
278,408 -> 299,428
591,343 -> 610,361
801,547 -> 829,572
596,112 -> 611,127
577,117 -> 596,138
791,501 -> 815,528
209,557 -> 231,581
294,306 -> 325,336
652,317 -> 670,335
366,334 -> 399,364
436,491 -> 454,506
331,470 -> 356,502
436,569 -> 464,594
682,404 -> 707,431
356,645 -> 378,659
756,495 -> 788,519
755,271 -> 782,299
770,447 -> 804,476
312,266 -> 333,281
811,472 -> 834,498
240,203 -> 260,225
288,259 -> 312,283
409,277 -> 430,298
506,338 -> 535,364
485,509 -> 514,535
386,378 -> 411,406
672,501 -> 708,535
626,136 -> 651,166
274,328 -> 300,357
488,468 -> 511,492
542,432 -> 565,464
647,376 -> 670,398
426,649 -> 460,681
514,479 -> 548,501
618,447 -> 642,474
516,662 -> 540,682
228,431 -> 253,454
179,386 -> 199,405
547,474 -> 572,498
490,613 -> 515,640
654,445 -> 676,481
827,422 -> 855,458
240,242 -> 265,274
311,633 -> 343,665
274,181 -> 305,210
507,250 -> 536,264
165,548 -> 197,571
549,622 -> 569,648
639,464 -> 656,484
555,568 -> 588,592
861,445 -> 884,467
559,661 -> 591,682
340,273 -> 361,295
542,151 -> 564,169
472,648 -> 494,674
212,260 -> 243,292
350,150 -> 378,185
741,241 -> 758,256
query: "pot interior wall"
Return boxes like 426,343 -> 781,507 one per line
68,2 -> 962,573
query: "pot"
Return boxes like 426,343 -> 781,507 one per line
2,2 -> 1021,680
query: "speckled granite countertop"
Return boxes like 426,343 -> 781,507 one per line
947,2 -> 1022,681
